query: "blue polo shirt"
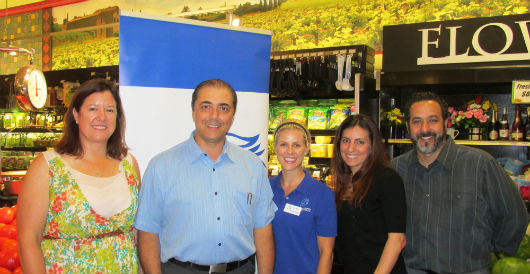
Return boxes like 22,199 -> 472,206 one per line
270,170 -> 337,274
134,133 -> 276,265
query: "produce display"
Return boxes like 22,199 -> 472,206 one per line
1,133 -> 60,149
0,151 -> 35,171
0,206 -> 21,274
490,234 -> 530,274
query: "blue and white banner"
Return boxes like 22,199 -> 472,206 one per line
119,11 -> 272,173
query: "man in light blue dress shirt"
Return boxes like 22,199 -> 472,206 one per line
134,79 -> 277,274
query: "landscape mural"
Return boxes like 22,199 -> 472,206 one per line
1,0 -> 528,73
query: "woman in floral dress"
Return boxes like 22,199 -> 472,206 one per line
18,78 -> 142,273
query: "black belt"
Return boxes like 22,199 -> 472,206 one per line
169,254 -> 255,273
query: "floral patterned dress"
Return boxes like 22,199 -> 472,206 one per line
40,151 -> 139,274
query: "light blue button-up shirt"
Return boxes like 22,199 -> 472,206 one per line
134,133 -> 276,265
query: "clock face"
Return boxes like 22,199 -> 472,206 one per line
27,70 -> 47,109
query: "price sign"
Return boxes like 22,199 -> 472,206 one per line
512,81 -> 530,104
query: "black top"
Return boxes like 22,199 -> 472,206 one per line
336,165 -> 407,274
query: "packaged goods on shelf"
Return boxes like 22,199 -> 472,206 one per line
307,107 -> 329,130
269,98 -> 355,130
2,113 -> 15,129
315,136 -> 332,144
286,107 -> 308,126
267,134 -> 275,156
329,107 -> 350,129
15,113 -> 31,128
310,144 -> 329,158
1,151 -> 36,171
269,107 -> 288,130
328,144 -> 334,158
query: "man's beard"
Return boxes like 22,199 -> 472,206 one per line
411,130 -> 446,154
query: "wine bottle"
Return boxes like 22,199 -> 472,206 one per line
525,107 -> 530,141
499,107 -> 510,140
512,105 -> 523,141
488,110 -> 499,140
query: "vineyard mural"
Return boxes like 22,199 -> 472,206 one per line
239,0 -> 529,52
51,5 -> 119,70
2,0 -> 528,73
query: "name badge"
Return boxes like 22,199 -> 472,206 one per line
283,203 -> 302,216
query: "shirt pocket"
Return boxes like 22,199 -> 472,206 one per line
443,192 -> 476,208
232,191 -> 253,226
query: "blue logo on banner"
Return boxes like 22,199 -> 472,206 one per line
227,133 -> 264,157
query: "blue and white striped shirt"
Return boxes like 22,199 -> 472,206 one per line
134,133 -> 277,265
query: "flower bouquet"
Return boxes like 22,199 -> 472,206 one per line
447,94 -> 494,140
381,108 -> 405,138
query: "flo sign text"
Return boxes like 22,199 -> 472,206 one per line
418,20 -> 529,65
383,14 -> 530,72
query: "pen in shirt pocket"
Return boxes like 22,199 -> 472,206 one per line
247,192 -> 253,205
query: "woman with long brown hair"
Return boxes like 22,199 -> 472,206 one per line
332,114 -> 407,274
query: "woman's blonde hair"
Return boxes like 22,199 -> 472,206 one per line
273,120 -> 311,149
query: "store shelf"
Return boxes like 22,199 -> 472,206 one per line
1,169 -> 27,173
1,170 -> 26,176
1,146 -> 48,152
269,129 -> 337,136
309,129 -> 336,136
386,139 -> 530,146
0,126 -> 62,134
308,157 -> 332,165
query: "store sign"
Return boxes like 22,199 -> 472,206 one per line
512,81 -> 530,104
119,11 -> 272,173
383,14 -> 530,72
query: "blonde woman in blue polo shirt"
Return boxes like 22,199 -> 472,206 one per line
270,120 -> 337,274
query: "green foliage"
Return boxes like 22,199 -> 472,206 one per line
241,0 -> 529,51
279,0 -> 349,9
52,37 -> 119,70
234,2 -> 263,16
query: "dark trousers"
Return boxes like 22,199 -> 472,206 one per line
161,260 -> 255,274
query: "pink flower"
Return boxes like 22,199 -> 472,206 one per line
520,186 -> 530,201
448,106 -> 454,113
479,116 -> 488,123
465,111 -> 474,119
447,121 -> 453,127
476,108 -> 483,116
458,111 -> 464,116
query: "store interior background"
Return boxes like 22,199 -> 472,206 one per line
1,0 -> 528,75
1,0 -> 529,182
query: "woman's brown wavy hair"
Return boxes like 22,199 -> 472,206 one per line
332,114 -> 389,207
54,78 -> 128,160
